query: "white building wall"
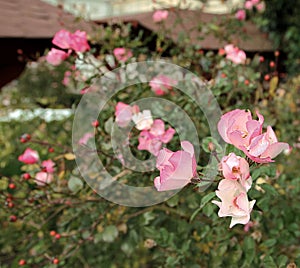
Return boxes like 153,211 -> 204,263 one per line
42,0 -> 244,19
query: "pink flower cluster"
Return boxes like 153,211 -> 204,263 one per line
18,148 -> 55,186
245,0 -> 265,12
115,102 -> 175,156
213,109 -> 289,227
224,44 -> 246,64
152,10 -> 169,23
46,29 -> 90,66
138,119 -> 175,156
113,48 -> 133,63
217,109 -> 289,163
149,75 -> 178,96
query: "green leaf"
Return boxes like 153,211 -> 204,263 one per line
243,237 -> 255,265
260,184 -> 279,197
102,225 -> 119,243
262,255 -> 277,268
104,117 -> 114,134
190,192 -> 216,222
68,176 -> 83,193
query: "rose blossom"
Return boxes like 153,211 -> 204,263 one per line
78,132 -> 94,145
240,126 -> 290,163
115,102 -> 139,128
212,179 -> 256,228
251,0 -> 260,4
154,141 -> 197,191
41,159 -> 55,173
221,153 -> 252,191
46,48 -> 69,66
132,110 -> 153,130
138,119 -> 175,156
256,2 -> 265,12
152,10 -> 169,23
244,1 -> 253,9
70,30 -> 90,52
235,10 -> 246,21
52,29 -> 90,52
149,75 -> 177,95
113,48 -> 133,62
224,44 -> 246,64
18,148 -> 39,164
217,109 -> 264,149
52,29 -> 73,49
35,172 -> 53,186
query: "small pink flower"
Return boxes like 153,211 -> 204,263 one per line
255,2 -> 265,12
62,70 -> 72,86
46,48 -> 69,66
138,131 -> 163,156
113,48 -> 133,62
70,30 -> 90,52
244,221 -> 254,232
115,102 -> 140,128
218,48 -> 226,56
41,159 -> 55,173
244,1 -> 253,9
241,126 -> 290,163
153,10 -> 169,23
18,148 -> 39,164
218,109 -> 264,149
154,141 -> 197,191
79,132 -> 94,145
235,9 -> 246,21
251,0 -> 260,5
35,172 -> 53,186
138,119 -> 175,156
149,75 -> 178,95
52,29 -> 73,49
212,179 -> 256,228
224,44 -> 246,64
221,153 -> 252,191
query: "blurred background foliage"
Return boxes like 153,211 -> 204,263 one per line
0,1 -> 300,267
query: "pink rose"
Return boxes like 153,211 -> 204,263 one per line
256,2 -> 265,12
115,102 -> 140,128
113,48 -> 133,62
217,109 -> 264,149
138,119 -> 175,156
52,29 -> 90,52
18,148 -> 39,164
35,172 -> 53,186
149,75 -> 178,95
241,126 -> 290,163
52,29 -> 73,49
224,44 -> 246,64
70,30 -> 90,52
41,159 -> 55,173
79,132 -> 94,145
251,0 -> 260,4
154,141 -> 197,191
46,48 -> 69,66
153,10 -> 169,23
138,131 -> 163,156
221,153 -> 252,191
244,1 -> 253,9
235,9 -> 246,21
212,179 -> 256,228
